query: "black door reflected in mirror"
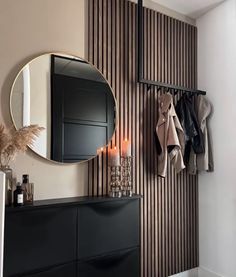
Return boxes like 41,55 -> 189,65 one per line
10,53 -> 117,164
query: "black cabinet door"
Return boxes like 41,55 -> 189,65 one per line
4,207 -> 77,277
78,248 -> 140,277
51,74 -> 115,163
27,263 -> 77,277
77,199 -> 140,259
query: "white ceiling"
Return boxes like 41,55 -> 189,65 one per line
150,0 -> 225,19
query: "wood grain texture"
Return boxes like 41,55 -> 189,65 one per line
87,0 -> 199,276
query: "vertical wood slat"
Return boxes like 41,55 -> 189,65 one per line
87,1 -> 199,276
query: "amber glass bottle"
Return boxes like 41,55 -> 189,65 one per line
14,182 -> 24,207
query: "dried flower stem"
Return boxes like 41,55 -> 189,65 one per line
0,124 -> 44,167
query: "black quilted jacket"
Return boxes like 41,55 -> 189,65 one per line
175,94 -> 205,164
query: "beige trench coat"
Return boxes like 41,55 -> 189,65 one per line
156,93 -> 185,177
188,95 -> 214,174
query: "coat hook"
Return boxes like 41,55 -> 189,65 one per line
188,91 -> 194,97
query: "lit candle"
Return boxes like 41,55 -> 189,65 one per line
121,139 -> 131,157
97,147 -> 105,155
109,147 -> 120,166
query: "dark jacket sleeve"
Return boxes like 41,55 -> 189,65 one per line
185,98 -> 205,154
176,96 -> 205,163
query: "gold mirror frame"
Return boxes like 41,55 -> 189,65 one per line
10,52 -> 118,165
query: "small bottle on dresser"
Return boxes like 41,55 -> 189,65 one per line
14,182 -> 24,207
22,174 -> 34,204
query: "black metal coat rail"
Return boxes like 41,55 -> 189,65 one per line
137,0 -> 206,95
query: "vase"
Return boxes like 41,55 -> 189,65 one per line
0,165 -> 13,206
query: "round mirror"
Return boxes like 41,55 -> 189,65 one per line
10,53 -> 117,164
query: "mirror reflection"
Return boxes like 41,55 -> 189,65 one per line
10,53 -> 116,164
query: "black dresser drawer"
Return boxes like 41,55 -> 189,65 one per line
78,248 -> 140,277
77,199 -> 140,259
4,207 -> 77,277
26,262 -> 77,277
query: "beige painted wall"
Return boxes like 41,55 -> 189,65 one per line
0,0 -> 88,200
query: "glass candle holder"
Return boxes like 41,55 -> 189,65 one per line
24,183 -> 34,204
109,165 -> 122,198
121,156 -> 133,197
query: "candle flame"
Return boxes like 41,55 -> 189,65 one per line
101,147 -> 104,151
125,138 -> 128,142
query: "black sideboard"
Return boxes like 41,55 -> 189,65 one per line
4,195 -> 141,277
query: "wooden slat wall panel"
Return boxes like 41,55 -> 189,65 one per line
87,1 -> 199,276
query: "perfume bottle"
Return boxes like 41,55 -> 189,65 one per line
14,182 -> 24,207
22,174 -> 34,204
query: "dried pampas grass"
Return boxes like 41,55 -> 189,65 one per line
0,124 -> 44,167
0,125 -> 10,154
